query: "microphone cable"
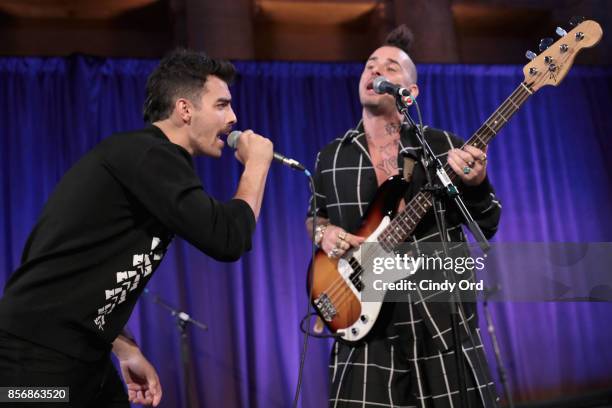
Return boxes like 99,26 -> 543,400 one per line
291,174 -> 317,408
292,174 -> 343,407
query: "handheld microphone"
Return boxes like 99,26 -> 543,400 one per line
373,76 -> 415,105
227,130 -> 309,174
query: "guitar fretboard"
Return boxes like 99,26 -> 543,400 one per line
378,82 -> 533,251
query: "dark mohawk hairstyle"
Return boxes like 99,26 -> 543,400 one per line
384,24 -> 414,54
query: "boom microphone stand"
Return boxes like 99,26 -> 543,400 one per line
483,286 -> 514,408
393,95 -> 497,408
144,288 -> 208,408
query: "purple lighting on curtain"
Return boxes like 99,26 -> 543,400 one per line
1,57 -> 611,406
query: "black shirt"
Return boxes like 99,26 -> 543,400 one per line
0,125 -> 256,361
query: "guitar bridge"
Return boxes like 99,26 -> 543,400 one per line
314,293 -> 337,322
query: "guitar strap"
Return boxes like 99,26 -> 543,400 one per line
402,156 -> 416,183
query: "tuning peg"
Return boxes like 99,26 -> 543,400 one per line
539,38 -> 554,52
556,27 -> 568,37
525,50 -> 537,61
569,16 -> 586,27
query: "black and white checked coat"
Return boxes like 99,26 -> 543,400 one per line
308,120 -> 502,408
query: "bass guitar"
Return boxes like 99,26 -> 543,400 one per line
308,19 -> 602,343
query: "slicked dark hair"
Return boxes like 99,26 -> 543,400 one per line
143,48 -> 236,123
384,24 -> 414,55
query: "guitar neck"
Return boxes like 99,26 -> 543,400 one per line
379,82 -> 533,250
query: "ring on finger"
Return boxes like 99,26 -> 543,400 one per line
463,166 -> 472,175
328,248 -> 338,258
338,231 -> 347,241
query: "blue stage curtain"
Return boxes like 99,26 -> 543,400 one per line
1,56 -> 611,406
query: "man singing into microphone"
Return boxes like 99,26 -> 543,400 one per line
307,26 -> 501,407
0,49 -> 273,407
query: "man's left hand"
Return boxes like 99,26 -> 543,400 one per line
447,145 -> 488,186
112,334 -> 162,406
118,350 -> 162,406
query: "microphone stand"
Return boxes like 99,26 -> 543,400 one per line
144,289 -> 208,408
483,286 -> 514,408
393,95 -> 496,408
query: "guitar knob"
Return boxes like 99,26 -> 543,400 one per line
525,50 -> 537,61
539,37 -> 554,52
556,27 -> 568,37
569,16 -> 585,27
360,314 -> 369,323
351,327 -> 359,336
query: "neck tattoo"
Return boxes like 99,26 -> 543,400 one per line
366,122 -> 401,176
384,122 -> 402,136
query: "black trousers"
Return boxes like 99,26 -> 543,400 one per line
0,330 -> 129,408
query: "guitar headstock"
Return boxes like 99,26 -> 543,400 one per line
523,19 -> 602,92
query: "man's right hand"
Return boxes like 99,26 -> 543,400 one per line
233,130 -> 273,221
320,225 -> 365,259
234,129 -> 274,167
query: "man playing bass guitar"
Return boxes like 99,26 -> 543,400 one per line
306,25 -> 501,408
